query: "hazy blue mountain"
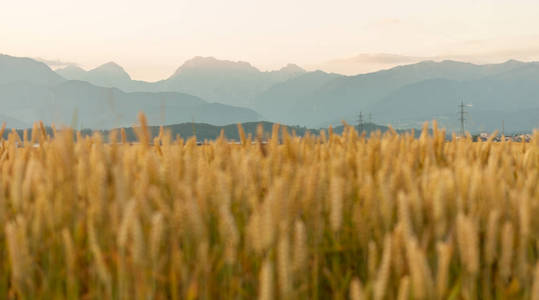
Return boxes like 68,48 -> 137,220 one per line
483,62 -> 539,82
55,65 -> 87,79
0,80 -> 260,129
367,75 -> 539,132
0,54 -> 65,85
266,63 -> 307,82
54,56 -> 306,107
55,62 -> 144,91
86,62 -> 131,83
157,57 -> 265,107
254,70 -> 344,123
5,54 -> 539,132
156,57 -> 306,107
254,60 -> 538,131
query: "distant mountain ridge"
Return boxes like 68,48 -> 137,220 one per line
253,59 -> 539,132
1,54 -> 65,86
57,62 -> 135,94
254,70 -> 344,124
169,56 -> 259,77
0,80 -> 260,129
56,56 -> 307,107
2,53 -> 539,132
0,54 -> 262,129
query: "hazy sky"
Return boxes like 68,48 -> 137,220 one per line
2,0 -> 539,80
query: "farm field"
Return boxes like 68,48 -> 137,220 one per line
0,117 -> 538,299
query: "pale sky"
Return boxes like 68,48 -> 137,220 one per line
2,0 -> 539,81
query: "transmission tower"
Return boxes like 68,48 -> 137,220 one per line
357,111 -> 364,133
458,100 -> 467,136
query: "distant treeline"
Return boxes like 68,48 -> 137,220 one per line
1,121 -> 423,143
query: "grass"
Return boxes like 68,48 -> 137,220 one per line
0,115 -> 538,299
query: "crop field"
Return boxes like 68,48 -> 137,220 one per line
0,117 -> 538,299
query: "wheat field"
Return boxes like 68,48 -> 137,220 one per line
0,116 -> 538,299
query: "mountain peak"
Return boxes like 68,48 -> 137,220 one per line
55,64 -> 87,80
95,61 -> 124,71
0,54 -> 64,85
184,56 -> 219,65
278,63 -> 305,73
171,56 -> 260,78
90,62 -> 131,80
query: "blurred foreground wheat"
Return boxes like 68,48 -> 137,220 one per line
0,117 -> 538,299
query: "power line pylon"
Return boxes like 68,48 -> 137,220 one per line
357,111 -> 364,133
458,100 -> 467,136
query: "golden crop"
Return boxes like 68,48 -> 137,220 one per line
0,116 -> 538,299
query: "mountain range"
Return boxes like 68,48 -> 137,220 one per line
1,53 -> 538,132
56,57 -> 306,107
51,56 -> 539,132
0,54 -> 64,86
0,54 -> 261,128
254,59 -> 539,131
